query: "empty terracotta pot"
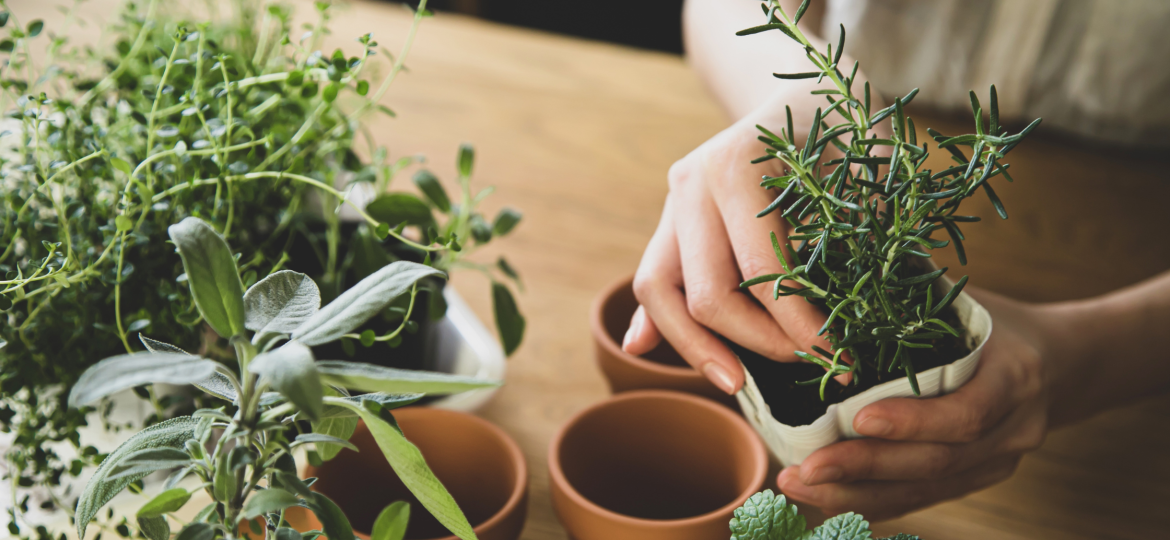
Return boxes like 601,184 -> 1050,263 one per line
592,275 -> 736,406
548,390 -> 767,540
292,408 -> 528,540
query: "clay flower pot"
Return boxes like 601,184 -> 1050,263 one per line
292,408 -> 528,540
592,275 -> 735,406
548,390 -> 766,540
737,279 -> 994,466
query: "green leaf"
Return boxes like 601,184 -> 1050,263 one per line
412,170 -> 451,212
249,342 -> 323,421
371,501 -> 410,540
109,448 -> 192,480
175,522 -> 215,540
318,393 -> 423,419
323,82 -> 340,102
294,433 -> 358,453
75,417 -> 200,539
366,192 -> 435,228
811,512 -> 871,540
276,527 -> 304,540
357,80 -> 370,96
115,215 -> 133,231
879,535 -> 921,540
492,207 -> 521,237
311,413 -> 359,461
168,217 -> 247,338
291,261 -> 444,346
138,488 -> 192,518
456,143 -> 474,177
0,12 -> 8,27
213,447 -> 237,503
27,19 -> 43,37
244,270 -> 321,337
137,515 -> 170,540
242,488 -> 300,519
307,492 -> 356,540
111,157 -> 133,174
68,352 -> 219,407
333,400 -> 476,540
318,361 -> 498,395
491,282 -> 525,356
729,490 -> 807,540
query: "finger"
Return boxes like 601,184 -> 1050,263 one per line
852,332 -> 1031,443
622,305 -> 662,356
632,196 -> 744,394
669,160 -> 799,362
777,456 -> 1020,521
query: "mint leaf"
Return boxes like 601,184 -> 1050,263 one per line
729,490 -> 809,540
811,513 -> 871,540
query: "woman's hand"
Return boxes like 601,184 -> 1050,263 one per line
776,288 -> 1052,520
622,110 -> 839,395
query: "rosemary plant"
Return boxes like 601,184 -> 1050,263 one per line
0,0 -> 522,536
738,0 -> 1041,398
67,216 -> 494,540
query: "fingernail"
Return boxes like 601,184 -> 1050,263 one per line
622,311 -> 643,352
703,363 -> 737,395
776,467 -> 809,496
804,465 -> 843,485
856,416 -> 893,437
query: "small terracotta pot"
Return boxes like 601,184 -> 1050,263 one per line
291,408 -> 528,540
548,390 -> 767,540
592,275 -> 736,406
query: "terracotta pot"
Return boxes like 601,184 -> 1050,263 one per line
592,275 -> 736,406
291,408 -> 528,540
548,390 -> 767,540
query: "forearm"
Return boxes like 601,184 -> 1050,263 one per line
684,0 -> 858,126
1041,271 -> 1170,426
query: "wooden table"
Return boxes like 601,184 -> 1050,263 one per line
26,0 -> 1170,538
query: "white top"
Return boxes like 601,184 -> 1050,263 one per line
824,0 -> 1170,148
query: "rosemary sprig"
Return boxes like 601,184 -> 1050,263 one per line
740,0 -> 1041,398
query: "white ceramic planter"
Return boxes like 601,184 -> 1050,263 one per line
735,287 -> 992,467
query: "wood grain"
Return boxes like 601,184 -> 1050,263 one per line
20,0 -> 1170,538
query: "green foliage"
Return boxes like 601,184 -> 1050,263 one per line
0,0 -> 523,531
740,1 -> 1040,396
70,216 -> 490,540
728,490 -> 920,540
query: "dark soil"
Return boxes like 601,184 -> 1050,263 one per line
737,306 -> 972,427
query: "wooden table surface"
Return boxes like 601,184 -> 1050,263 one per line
26,0 -> 1170,538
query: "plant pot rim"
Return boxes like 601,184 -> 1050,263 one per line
304,407 -> 528,540
547,389 -> 767,528
591,275 -> 704,379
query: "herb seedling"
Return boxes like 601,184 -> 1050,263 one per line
68,217 -> 495,540
729,489 -> 919,540
739,0 -> 1040,398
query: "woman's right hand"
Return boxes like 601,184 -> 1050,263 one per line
622,107 -> 841,395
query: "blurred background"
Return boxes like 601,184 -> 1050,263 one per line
418,0 -> 686,53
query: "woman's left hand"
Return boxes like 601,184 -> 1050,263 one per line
777,288 -> 1053,520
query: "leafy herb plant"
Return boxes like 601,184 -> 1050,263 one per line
729,490 -> 918,540
738,0 -> 1041,398
0,0 -> 523,530
67,216 -> 495,540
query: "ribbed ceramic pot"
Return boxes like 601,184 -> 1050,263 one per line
736,283 -> 993,466
290,408 -> 528,540
548,390 -> 766,540
592,275 -> 736,406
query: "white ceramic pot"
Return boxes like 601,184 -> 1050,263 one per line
735,286 -> 992,467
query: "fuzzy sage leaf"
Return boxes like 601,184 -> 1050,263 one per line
168,217 -> 247,338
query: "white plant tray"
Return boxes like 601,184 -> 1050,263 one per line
736,288 -> 992,467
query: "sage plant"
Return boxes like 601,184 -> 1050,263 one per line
739,0 -> 1041,397
68,217 -> 495,540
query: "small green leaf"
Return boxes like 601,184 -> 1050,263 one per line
175,522 -> 215,540
294,433 -> 358,453
242,488 -> 300,519
729,490 -> 807,540
0,12 -> 9,27
213,449 -> 236,503
168,217 -> 247,338
69,353 -> 219,407
374,222 -> 391,240
323,82 -> 340,102
115,215 -> 134,232
138,488 -> 191,518
456,143 -> 474,177
412,170 -> 451,212
111,157 -> 133,174
491,282 -> 525,356
287,70 -> 304,86
357,80 -> 369,96
360,329 -> 376,347
366,193 -> 435,228
0,39 -> 13,53
27,20 -> 43,37
811,512 -> 871,540
307,492 -> 355,540
138,516 -> 170,540
244,270 -> 321,337
492,207 -> 522,237
317,361 -> 498,395
370,501 -> 410,540
249,342 -> 323,421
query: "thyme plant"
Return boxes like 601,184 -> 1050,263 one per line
67,216 -> 494,540
739,0 -> 1041,398
0,0 -> 523,533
